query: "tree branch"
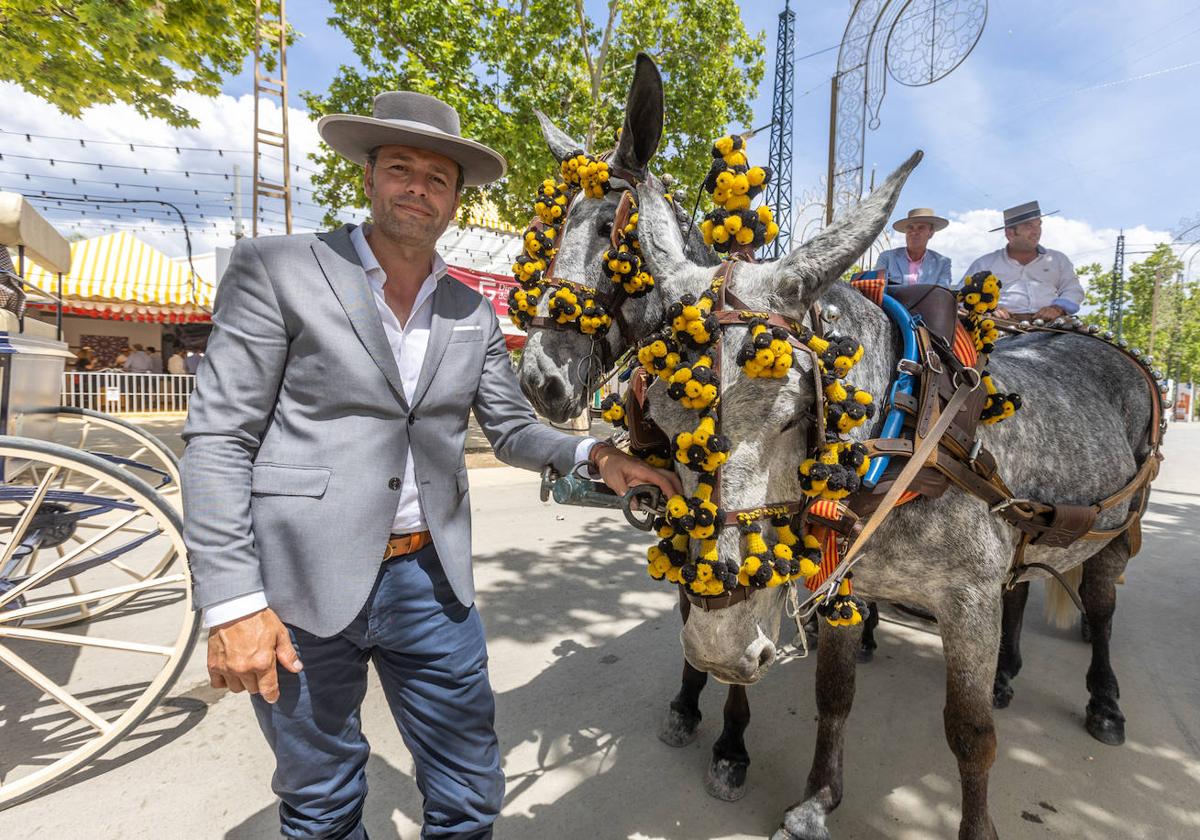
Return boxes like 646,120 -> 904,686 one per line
582,0 -> 620,151
575,0 -> 595,90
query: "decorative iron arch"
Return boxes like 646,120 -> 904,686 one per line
825,0 -> 987,223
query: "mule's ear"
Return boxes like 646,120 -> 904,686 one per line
771,150 -> 923,308
535,109 -> 583,163
635,179 -> 697,279
610,53 -> 664,180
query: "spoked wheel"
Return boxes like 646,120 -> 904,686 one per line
25,407 -> 180,501
0,436 -> 197,810
3,411 -> 181,629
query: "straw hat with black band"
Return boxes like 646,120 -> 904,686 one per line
317,91 -> 507,187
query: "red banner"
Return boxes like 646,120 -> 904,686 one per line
446,265 -> 525,349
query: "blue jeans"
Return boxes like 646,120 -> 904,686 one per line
250,544 -> 502,839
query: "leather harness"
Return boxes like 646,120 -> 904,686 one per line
519,174 -> 1165,615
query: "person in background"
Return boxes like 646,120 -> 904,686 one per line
114,345 -> 131,369
125,343 -> 153,373
74,346 -> 94,371
168,348 -> 187,375
184,349 -> 202,375
874,208 -> 953,287
148,346 -> 164,374
964,200 -> 1083,321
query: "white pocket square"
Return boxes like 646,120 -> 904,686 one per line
453,325 -> 482,331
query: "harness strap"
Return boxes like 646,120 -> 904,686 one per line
684,581 -> 751,611
719,500 -> 806,527
797,374 -> 983,619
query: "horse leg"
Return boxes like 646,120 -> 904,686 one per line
705,684 -> 751,801
661,588 -> 705,747
992,581 -> 1029,709
1082,538 -> 1130,746
941,600 -> 1002,840
772,622 -> 862,840
858,601 -> 880,663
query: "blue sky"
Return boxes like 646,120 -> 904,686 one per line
220,0 -> 1199,234
4,1 -> 1197,272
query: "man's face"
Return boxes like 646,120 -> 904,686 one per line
904,221 -> 933,252
364,145 -> 461,248
1006,218 -> 1041,251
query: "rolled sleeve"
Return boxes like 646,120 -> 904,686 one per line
1054,254 -> 1084,313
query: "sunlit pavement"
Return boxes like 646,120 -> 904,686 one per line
4,419 -> 1198,839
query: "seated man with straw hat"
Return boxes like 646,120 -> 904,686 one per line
965,200 -> 1083,321
874,207 -> 953,287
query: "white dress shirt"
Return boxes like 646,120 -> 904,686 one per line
964,246 -> 1083,315
202,225 -> 596,627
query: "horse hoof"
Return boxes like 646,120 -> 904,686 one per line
992,680 -> 1014,710
775,804 -> 832,840
658,706 -> 701,748
857,645 -> 875,664
1086,709 -> 1126,746
704,757 -> 748,801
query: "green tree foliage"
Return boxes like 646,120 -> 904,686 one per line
1081,245 -> 1200,381
0,0 -> 266,127
302,0 -> 765,227
1079,262 -> 1116,328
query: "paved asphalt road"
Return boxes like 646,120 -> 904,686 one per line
3,419 -> 1198,839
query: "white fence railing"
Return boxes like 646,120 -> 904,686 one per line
61,372 -> 196,414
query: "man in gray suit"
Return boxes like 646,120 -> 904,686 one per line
181,91 -> 679,839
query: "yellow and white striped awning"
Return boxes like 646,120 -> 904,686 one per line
19,231 -> 214,310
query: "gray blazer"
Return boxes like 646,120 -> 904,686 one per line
181,225 -> 579,637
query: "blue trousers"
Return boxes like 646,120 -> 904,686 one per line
250,544 -> 502,839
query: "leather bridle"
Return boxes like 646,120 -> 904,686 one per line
522,161 -> 691,381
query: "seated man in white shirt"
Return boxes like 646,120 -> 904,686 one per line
964,200 -> 1084,321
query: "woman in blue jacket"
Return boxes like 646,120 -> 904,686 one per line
874,208 -> 952,287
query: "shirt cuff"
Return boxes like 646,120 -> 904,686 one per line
1051,297 -> 1080,315
203,591 -> 269,628
574,437 -> 599,467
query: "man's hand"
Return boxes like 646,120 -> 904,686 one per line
208,607 -> 303,704
1033,304 -> 1066,321
591,443 -> 683,499
994,307 -> 1012,320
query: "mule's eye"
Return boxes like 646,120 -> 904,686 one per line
597,220 -> 613,239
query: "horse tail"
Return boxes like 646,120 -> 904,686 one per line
1044,564 -> 1084,629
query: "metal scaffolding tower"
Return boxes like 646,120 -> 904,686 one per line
765,0 -> 795,259
1108,230 -> 1125,337
252,0 -> 292,237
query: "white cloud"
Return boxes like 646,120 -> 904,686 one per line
0,83 -> 360,257
926,211 -> 1176,292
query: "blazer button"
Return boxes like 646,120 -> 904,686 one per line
407,413 -> 417,426
388,477 -> 401,491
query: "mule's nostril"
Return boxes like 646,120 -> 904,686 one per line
543,376 -> 565,403
757,645 -> 775,669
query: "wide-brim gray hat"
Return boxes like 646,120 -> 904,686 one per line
317,91 -> 507,187
990,200 -> 1058,232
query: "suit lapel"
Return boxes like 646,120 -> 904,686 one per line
410,275 -> 453,410
312,226 -> 409,407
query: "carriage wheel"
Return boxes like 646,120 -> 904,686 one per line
8,410 -> 181,629
0,436 -> 197,810
26,406 -> 181,499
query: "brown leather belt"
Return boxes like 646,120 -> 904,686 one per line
383,530 -> 432,561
